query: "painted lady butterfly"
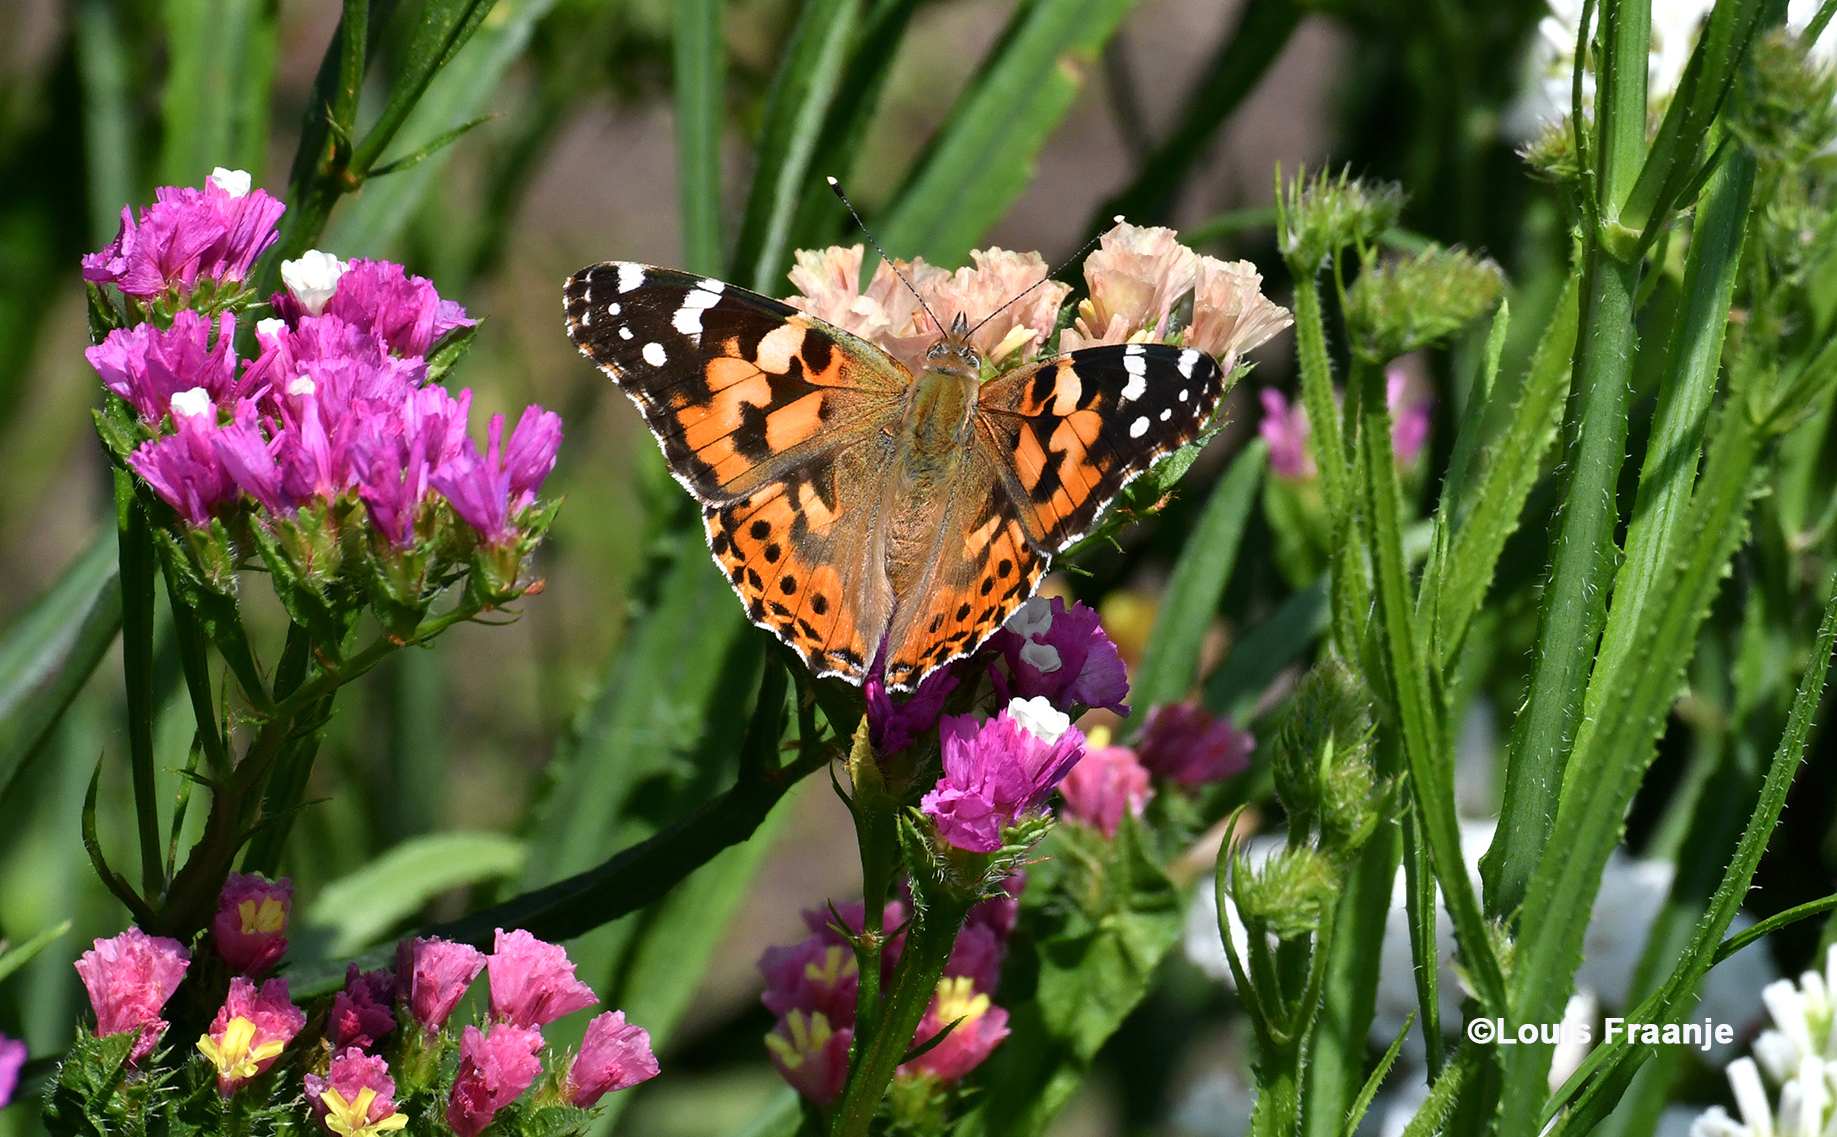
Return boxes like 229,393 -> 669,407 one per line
563,261 -> 1225,692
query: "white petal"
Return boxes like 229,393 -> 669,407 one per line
1005,596 -> 1054,640
1019,640 -> 1063,674
169,387 -> 212,420
1731,1058 -> 1777,1137
256,317 -> 287,340
209,167 -> 252,197
280,250 -> 348,316
1007,695 -> 1070,744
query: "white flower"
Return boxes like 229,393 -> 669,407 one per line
287,377 -> 316,397
1692,948 -> 1837,1137
1007,696 -> 1070,744
255,317 -> 288,340
281,250 -> 348,316
1006,596 -> 1054,641
208,167 -> 253,197
169,387 -> 212,420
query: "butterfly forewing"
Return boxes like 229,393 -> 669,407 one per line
564,262 -> 907,503
977,343 -> 1226,552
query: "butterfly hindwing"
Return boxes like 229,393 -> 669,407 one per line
564,262 -> 908,503
977,343 -> 1226,551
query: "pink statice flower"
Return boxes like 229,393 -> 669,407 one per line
1060,222 -> 1199,352
127,390 -> 239,526
428,406 -> 563,546
759,936 -> 860,1023
1259,389 -> 1317,480
866,667 -> 959,754
305,1048 -> 405,1137
87,310 -> 240,425
986,596 -> 1130,715
82,169 -> 284,299
1189,256 -> 1294,366
211,872 -> 293,975
925,248 -> 1070,362
1387,361 -> 1433,466
446,1024 -> 544,1137
275,257 -> 473,357
563,1011 -> 660,1107
350,383 -> 474,547
943,921 -> 1006,995
1135,702 -> 1255,787
73,927 -> 190,1064
0,1032 -> 27,1109
195,977 -> 305,1097
396,937 -> 486,1033
920,697 -> 1087,853
899,976 -> 1011,1082
329,965 -> 397,1051
765,1010 -> 852,1107
1058,741 -> 1154,838
487,928 -> 598,1028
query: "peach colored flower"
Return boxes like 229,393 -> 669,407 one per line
927,248 -> 1070,363
785,245 -> 947,374
1189,256 -> 1293,368
1065,223 -> 1199,351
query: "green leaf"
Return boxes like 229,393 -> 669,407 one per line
327,0 -> 563,256
73,0 -> 136,246
674,0 -> 726,275
873,0 -> 1149,265
364,113 -> 497,178
158,0 -> 278,184
114,472 -> 164,895
1203,575 -> 1329,721
0,531 -> 120,800
299,831 -> 527,956
1128,439 -> 1265,723
1344,1012 -> 1415,1137
0,919 -> 72,986
347,0 -> 498,179
730,0 -> 865,291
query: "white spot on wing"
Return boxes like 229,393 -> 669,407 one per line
618,263 -> 645,293
1178,348 -> 1199,378
1121,372 -> 1147,402
672,286 -> 725,336
1130,416 -> 1149,439
609,302 -> 620,315
619,327 -> 634,340
1160,408 -> 1173,421
643,341 -> 667,366
1178,388 -> 1189,402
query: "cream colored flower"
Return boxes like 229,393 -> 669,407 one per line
1068,222 -> 1199,349
927,248 -> 1070,363
785,245 -> 950,374
1189,256 -> 1293,368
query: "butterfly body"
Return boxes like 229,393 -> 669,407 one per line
564,261 -> 1228,692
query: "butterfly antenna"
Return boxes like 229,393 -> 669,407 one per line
827,176 -> 943,332
967,215 -> 1123,340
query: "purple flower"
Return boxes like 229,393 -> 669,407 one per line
1057,742 -> 1154,838
329,966 -> 397,1051
82,169 -> 284,299
87,310 -> 238,425
446,1024 -> 543,1137
195,976 -> 305,1097
1259,388 -> 1316,480
898,976 -> 1009,1083
429,406 -> 563,545
0,1032 -> 27,1109
396,937 -> 486,1033
563,1011 -> 660,1107
305,1048 -> 403,1137
758,936 -> 860,1023
211,400 -> 290,515
987,597 -> 1129,715
919,698 -> 1087,853
943,921 -> 1005,994
1135,702 -> 1255,787
128,394 -> 238,525
1387,362 -> 1432,466
210,872 -> 293,976
765,1011 -> 851,1107
866,666 -> 959,754
275,258 -> 474,358
73,928 -> 190,1065
350,384 -> 472,546
486,928 -> 598,1028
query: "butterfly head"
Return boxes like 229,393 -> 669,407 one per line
925,311 -> 982,377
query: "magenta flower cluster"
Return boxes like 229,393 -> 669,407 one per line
1259,361 -> 1433,481
757,882 -> 1021,1104
83,172 -> 563,582
71,869 -> 656,1134
921,697 -> 1087,854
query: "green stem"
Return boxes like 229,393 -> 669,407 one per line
831,892 -> 970,1137
115,472 -> 164,898
845,723 -> 900,1055
1290,268 -> 1348,521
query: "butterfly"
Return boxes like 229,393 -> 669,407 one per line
563,261 -> 1226,693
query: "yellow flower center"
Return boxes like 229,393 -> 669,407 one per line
196,1016 -> 286,1082
763,1010 -> 833,1070
932,976 -> 990,1027
321,1087 -> 409,1137
803,946 -> 855,990
239,896 -> 286,935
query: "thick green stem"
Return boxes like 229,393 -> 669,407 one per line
831,893 -> 970,1137
1290,271 -> 1348,521
845,723 -> 900,1055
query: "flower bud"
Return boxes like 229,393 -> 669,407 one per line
1343,247 -> 1504,364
